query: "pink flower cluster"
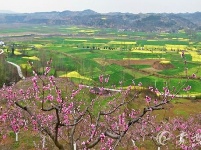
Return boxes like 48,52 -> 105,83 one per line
118,113 -> 128,131
183,85 -> 191,91
62,102 -> 74,125
99,74 -> 110,83
163,87 -> 170,97
44,67 -> 51,76
181,51 -> 185,58
32,76 -> 39,91
56,89 -> 62,103
0,112 -> 7,122
100,133 -> 105,142
145,95 -> 151,104
192,73 -> 196,78
71,89 -> 80,99
129,109 -> 139,119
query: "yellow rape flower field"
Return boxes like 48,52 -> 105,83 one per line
14,50 -> 22,55
22,56 -> 40,61
64,39 -> 87,42
33,44 -> 43,48
59,71 -> 92,81
188,51 -> 201,62
160,60 -> 171,64
108,41 -> 136,44
20,64 -> 32,69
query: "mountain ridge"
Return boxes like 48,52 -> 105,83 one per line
0,10 -> 16,14
0,9 -> 201,32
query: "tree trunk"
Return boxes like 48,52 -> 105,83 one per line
55,141 -> 65,150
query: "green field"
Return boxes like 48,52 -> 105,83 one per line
1,25 -> 201,95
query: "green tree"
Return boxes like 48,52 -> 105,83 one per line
11,44 -> 15,55
0,62 -> 8,87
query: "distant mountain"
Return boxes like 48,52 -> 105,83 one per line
0,9 -> 200,32
179,12 -> 201,26
0,10 -> 16,14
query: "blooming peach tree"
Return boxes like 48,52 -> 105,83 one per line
0,53 -> 200,150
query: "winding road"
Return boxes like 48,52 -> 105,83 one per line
0,49 -> 25,80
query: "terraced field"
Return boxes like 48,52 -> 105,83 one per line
1,25 -> 201,95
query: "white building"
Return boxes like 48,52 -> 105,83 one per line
0,41 -> 5,46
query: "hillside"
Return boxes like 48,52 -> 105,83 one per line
0,10 -> 201,32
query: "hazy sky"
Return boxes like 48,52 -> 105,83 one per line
0,0 -> 201,14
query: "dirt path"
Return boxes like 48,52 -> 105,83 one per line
6,61 -> 25,80
0,49 -> 3,54
81,84 -> 122,92
0,49 -> 25,80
